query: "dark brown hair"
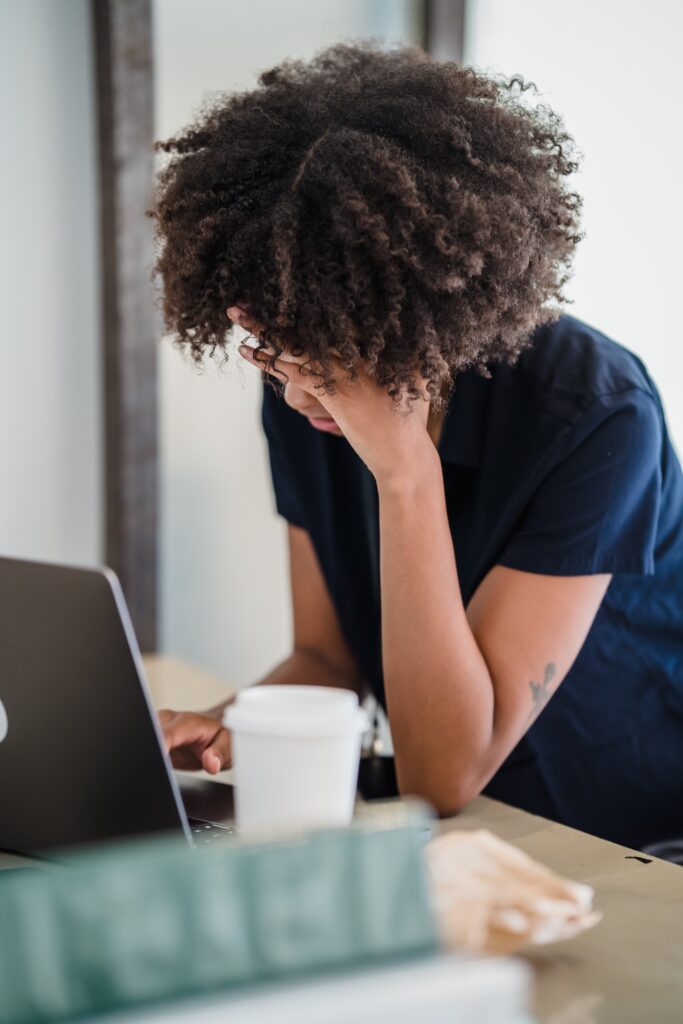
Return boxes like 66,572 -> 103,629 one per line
151,40 -> 583,404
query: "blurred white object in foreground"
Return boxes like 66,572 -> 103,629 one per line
426,828 -> 602,954
93,953 -> 532,1024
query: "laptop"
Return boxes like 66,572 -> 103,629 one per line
0,555 -> 237,858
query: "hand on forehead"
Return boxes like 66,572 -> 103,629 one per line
226,303 -> 436,400
226,305 -> 259,333
227,305 -> 309,370
226,305 -> 346,364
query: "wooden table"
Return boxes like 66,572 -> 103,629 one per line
143,657 -> 683,1023
446,798 -> 683,1022
5,655 -> 683,1022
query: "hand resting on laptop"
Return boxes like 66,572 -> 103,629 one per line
158,705 -> 233,775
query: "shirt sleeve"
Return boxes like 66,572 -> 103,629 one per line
496,389 -> 663,576
260,382 -> 307,529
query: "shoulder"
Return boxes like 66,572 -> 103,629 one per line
523,315 -> 664,466
514,313 -> 659,418
476,313 -> 666,482
494,322 -> 665,577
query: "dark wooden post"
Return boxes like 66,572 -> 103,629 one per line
92,0 -> 159,651
422,0 -> 466,62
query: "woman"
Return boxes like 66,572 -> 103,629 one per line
152,42 -> 683,850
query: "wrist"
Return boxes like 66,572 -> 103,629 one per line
373,438 -> 442,496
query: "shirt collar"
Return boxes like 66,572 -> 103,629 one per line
437,368 -> 491,468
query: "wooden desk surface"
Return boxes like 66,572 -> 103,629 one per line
143,657 -> 683,1023
5,655 -> 683,1022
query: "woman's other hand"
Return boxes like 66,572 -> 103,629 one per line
157,708 -> 233,774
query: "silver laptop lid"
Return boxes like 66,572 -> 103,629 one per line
0,556 -> 190,853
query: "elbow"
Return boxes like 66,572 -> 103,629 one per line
430,788 -> 480,820
396,770 -> 483,820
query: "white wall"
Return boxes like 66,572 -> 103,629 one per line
465,0 -> 683,451
2,0 -> 676,684
157,0 -> 683,688
0,0 -> 102,566
154,0 -> 419,686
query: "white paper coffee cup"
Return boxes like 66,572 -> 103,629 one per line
224,685 -> 370,837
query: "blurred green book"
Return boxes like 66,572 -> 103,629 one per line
0,804 -> 437,1024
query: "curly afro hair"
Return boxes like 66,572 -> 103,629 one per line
151,40 -> 583,404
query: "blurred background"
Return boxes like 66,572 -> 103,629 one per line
1,0 -> 681,691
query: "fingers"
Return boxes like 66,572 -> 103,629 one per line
239,343 -> 317,391
228,305 -> 347,396
244,340 -> 312,368
169,747 -> 205,771
158,710 -> 231,772
227,305 -> 336,367
201,728 -> 233,774
227,305 -> 257,332
159,710 -> 218,751
158,709 -> 204,771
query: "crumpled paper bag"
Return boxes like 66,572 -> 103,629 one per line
424,828 -> 602,954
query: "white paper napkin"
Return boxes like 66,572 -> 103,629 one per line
425,828 -> 602,954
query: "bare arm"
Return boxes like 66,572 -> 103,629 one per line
205,523 -> 364,709
261,524 -> 365,691
234,324 -> 614,812
378,445 -> 611,815
159,524 -> 366,771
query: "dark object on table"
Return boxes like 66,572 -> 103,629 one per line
358,753 -> 399,801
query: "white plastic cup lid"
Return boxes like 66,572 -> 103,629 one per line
224,685 -> 369,737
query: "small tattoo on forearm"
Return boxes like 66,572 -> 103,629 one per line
528,663 -> 557,723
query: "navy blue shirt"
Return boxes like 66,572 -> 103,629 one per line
261,314 -> 683,849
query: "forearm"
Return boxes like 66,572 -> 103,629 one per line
377,446 -> 495,812
205,648 -> 363,718
255,647 -> 363,693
